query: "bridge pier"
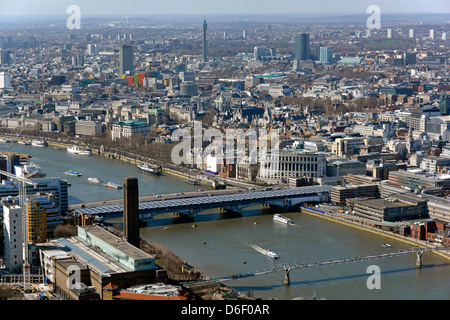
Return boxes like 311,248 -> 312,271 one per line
268,204 -> 289,213
284,267 -> 291,286
416,251 -> 424,268
177,214 -> 195,223
219,206 -> 242,219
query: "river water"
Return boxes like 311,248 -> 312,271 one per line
4,142 -> 450,300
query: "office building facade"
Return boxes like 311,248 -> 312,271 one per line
0,72 -> 11,89
119,45 -> 133,75
26,200 -> 48,244
440,94 -> 450,116
259,151 -> 326,183
320,46 -> 334,64
294,33 -> 310,61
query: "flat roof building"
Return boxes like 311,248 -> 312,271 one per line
326,158 -> 366,177
330,184 -> 380,206
348,194 -> 428,222
39,225 -> 160,300
111,120 -> 150,141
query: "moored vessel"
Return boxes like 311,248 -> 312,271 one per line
138,162 -> 162,175
31,140 -> 48,147
67,145 -> 92,156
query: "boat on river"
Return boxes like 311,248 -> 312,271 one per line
67,145 -> 92,156
185,178 -> 201,185
273,214 -> 293,224
107,182 -> 122,189
264,250 -> 279,259
31,140 -> 48,147
138,162 -> 162,175
88,177 -> 101,184
66,170 -> 82,177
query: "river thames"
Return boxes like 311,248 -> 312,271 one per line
4,142 -> 450,300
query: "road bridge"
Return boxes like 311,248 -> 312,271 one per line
182,246 -> 449,287
73,186 -> 331,223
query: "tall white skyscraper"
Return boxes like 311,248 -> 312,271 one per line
387,28 -> 392,39
442,32 -> 447,41
409,29 -> 415,38
0,72 -> 11,89
3,201 -> 23,272
430,29 -> 435,39
87,44 -> 98,56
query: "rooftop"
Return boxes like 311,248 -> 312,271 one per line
353,197 -> 425,209
52,237 -> 130,275
78,225 -> 154,262
115,120 -> 148,127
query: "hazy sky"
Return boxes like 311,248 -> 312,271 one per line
0,0 -> 448,16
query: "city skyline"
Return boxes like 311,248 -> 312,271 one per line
0,0 -> 449,16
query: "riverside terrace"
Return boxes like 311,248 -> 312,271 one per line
73,186 -> 332,224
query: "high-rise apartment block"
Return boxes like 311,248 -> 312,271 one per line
119,45 -> 133,75
26,200 -> 47,244
294,33 -> 310,61
202,19 -> 208,61
2,200 -> 23,272
0,71 -> 11,89
319,46 -> 334,64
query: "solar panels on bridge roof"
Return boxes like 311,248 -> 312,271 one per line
75,186 -> 331,215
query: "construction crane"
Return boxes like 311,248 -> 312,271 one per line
0,168 -> 38,292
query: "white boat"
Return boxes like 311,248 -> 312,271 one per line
88,177 -> 101,184
265,250 -> 279,259
0,138 -> 12,143
31,140 -> 48,147
107,182 -> 122,189
18,140 -> 31,145
138,162 -> 162,175
67,146 -> 92,156
273,214 -> 293,224
381,244 -> 392,248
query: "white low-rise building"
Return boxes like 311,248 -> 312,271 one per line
259,150 -> 327,183
111,120 -> 150,141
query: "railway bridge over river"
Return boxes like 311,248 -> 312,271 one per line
73,186 -> 332,225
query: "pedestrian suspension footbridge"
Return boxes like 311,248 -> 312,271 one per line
182,246 -> 449,287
